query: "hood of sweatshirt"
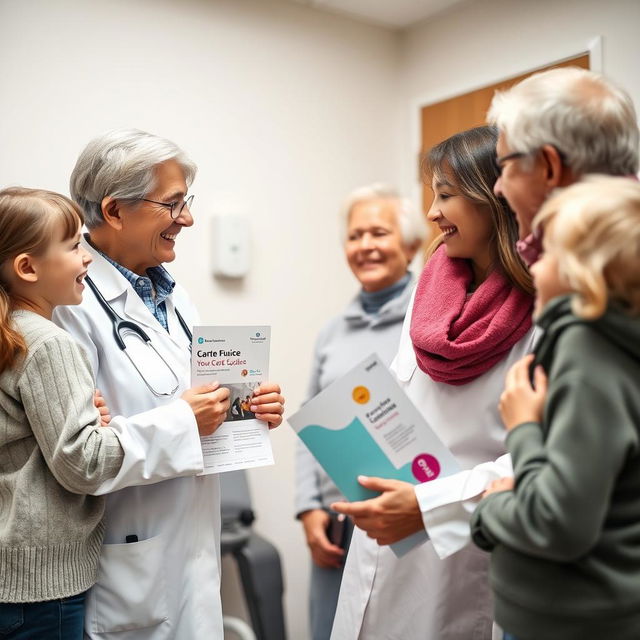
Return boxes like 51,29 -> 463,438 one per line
536,294 -> 640,366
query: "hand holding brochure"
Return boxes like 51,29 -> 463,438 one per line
192,326 -> 274,474
288,353 -> 460,554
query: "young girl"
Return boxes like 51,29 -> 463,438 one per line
331,126 -> 537,640
0,187 -> 126,639
472,176 -> 640,640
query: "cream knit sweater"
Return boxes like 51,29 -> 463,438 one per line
0,310 -> 123,602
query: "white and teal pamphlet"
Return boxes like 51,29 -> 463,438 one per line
191,326 -> 274,474
288,353 -> 460,555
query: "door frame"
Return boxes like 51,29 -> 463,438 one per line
408,35 -> 603,207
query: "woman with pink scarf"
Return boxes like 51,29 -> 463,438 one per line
330,126 -> 538,640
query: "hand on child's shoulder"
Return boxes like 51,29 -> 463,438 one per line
499,355 -> 548,430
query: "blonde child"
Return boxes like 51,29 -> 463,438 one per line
471,176 -> 640,640
0,187 -> 125,639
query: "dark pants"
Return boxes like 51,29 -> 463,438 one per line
503,633 -> 519,640
0,591 -> 86,640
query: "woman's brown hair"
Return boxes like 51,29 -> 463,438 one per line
0,187 -> 83,373
423,125 -> 533,295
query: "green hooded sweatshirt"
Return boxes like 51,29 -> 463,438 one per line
471,295 -> 640,640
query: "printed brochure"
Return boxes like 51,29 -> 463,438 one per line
192,326 -> 274,474
288,353 -> 460,555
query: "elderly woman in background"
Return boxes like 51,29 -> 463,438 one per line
295,184 -> 425,640
53,129 -> 284,639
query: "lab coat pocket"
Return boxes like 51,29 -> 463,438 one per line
88,534 -> 169,634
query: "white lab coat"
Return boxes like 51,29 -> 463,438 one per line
53,238 -> 222,640
331,291 -> 538,640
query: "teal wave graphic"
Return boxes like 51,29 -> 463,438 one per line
299,417 -> 415,501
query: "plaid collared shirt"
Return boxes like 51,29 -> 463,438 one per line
100,253 -> 175,331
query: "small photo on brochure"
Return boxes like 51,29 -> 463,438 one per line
226,381 -> 261,422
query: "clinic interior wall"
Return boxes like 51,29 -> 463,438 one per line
396,0 -> 640,200
0,1 -> 402,637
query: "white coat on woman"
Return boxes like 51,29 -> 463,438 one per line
331,290 -> 538,640
53,237 -> 221,639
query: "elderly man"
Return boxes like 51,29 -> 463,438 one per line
54,129 -> 284,639
492,66 -> 639,264
330,67 -> 639,624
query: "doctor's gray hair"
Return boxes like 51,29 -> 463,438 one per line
340,183 -> 426,246
70,128 -> 197,229
488,67 -> 639,177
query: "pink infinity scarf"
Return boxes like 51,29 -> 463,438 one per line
410,246 -> 533,386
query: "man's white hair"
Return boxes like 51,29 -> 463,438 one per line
70,128 -> 197,229
340,183 -> 425,246
488,67 -> 639,176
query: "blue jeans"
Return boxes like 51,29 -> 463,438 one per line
503,634 -> 519,640
0,591 -> 86,639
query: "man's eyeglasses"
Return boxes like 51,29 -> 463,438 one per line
140,194 -> 194,219
496,147 -> 567,173
495,152 -> 527,172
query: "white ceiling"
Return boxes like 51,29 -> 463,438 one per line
289,0 -> 471,29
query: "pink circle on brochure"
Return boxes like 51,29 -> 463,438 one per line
411,454 -> 441,482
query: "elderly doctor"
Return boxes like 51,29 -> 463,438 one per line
53,129 -> 285,639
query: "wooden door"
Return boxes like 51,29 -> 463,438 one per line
420,54 -> 590,239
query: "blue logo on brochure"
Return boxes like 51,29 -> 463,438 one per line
198,337 -> 204,344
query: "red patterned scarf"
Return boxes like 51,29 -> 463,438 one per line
410,246 -> 533,385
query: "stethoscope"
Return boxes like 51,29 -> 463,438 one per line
85,275 -> 193,397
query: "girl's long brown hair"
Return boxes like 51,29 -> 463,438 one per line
0,187 -> 83,373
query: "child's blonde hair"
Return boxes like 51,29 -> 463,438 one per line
534,175 -> 640,319
0,187 -> 84,373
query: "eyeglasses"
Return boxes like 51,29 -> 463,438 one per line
495,152 -> 528,172
140,194 -> 194,219
496,146 -> 567,173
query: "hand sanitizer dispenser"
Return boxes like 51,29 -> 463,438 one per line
212,215 -> 250,278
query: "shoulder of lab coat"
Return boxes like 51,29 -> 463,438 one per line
53,242 -> 204,494
391,288 -> 539,559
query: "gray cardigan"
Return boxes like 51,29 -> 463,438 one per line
295,276 -> 414,516
0,310 -> 123,602
471,296 -> 640,639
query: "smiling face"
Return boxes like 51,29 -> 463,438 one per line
115,159 -> 193,274
345,198 -> 413,292
428,172 -> 494,277
494,132 -> 550,240
30,223 -> 92,316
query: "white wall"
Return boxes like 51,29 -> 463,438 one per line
0,1 -> 401,637
397,0 -> 640,200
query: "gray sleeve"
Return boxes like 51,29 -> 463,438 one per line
52,303 -> 99,381
18,334 -> 124,495
294,332 -> 327,517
